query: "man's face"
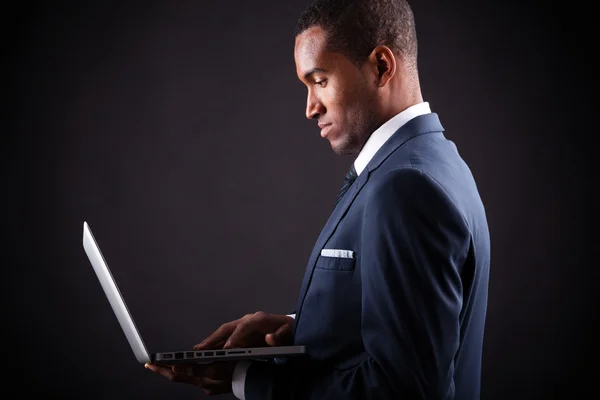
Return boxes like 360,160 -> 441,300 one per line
294,26 -> 378,155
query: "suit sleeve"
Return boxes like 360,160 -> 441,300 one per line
244,168 -> 470,399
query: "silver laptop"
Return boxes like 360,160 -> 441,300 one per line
82,221 -> 306,365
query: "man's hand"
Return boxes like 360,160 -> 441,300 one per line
195,311 -> 295,350
145,361 -> 236,396
145,312 -> 294,395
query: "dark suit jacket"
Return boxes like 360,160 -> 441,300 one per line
245,113 -> 491,399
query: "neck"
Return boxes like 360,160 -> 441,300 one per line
381,65 -> 423,121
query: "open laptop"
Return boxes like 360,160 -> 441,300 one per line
82,221 -> 306,365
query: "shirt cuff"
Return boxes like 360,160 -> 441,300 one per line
287,314 -> 296,318
232,361 -> 253,400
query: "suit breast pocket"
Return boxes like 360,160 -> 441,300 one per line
297,252 -> 361,357
314,254 -> 356,272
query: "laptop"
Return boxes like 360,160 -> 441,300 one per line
82,221 -> 306,365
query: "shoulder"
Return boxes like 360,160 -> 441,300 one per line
364,167 -> 468,229
366,167 -> 449,203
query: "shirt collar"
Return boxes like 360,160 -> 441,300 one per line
354,101 -> 431,175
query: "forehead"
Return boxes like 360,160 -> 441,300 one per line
294,26 -> 331,77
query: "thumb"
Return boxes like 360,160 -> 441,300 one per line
265,323 -> 292,346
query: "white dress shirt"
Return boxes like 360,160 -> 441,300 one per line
231,102 -> 432,400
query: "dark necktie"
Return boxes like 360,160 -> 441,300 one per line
335,164 -> 358,206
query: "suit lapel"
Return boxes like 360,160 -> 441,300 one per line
293,113 -> 445,333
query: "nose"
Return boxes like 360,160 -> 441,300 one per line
305,90 -> 325,120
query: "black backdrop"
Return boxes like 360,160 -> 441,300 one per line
7,1 -> 596,399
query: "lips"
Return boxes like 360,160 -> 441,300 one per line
319,123 -> 332,138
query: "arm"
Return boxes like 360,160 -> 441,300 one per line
244,168 -> 470,399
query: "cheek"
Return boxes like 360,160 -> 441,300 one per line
340,92 -> 370,126
325,83 -> 364,117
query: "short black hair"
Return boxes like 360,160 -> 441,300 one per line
294,0 -> 418,68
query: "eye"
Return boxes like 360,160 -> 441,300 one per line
315,79 -> 327,87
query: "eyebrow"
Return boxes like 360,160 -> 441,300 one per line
303,67 -> 327,80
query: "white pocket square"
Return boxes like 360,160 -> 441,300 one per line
320,249 -> 355,259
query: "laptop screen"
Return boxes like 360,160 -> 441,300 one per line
82,221 -> 151,364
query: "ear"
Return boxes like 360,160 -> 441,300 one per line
368,45 -> 396,87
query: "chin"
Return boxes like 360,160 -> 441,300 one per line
330,142 -> 356,156
329,135 -> 359,156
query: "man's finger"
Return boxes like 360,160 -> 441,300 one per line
145,363 -> 196,384
145,362 -> 172,377
199,377 -> 227,387
194,322 -> 237,350
172,363 -> 199,377
265,322 -> 292,346
173,363 -> 217,379
223,320 -> 258,348
194,339 -> 227,351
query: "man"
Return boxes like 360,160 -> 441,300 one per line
147,0 -> 491,398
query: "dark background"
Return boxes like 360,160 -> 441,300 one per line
6,0 -> 596,399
